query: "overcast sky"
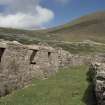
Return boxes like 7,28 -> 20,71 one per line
0,0 -> 105,29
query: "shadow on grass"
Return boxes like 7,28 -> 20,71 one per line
82,70 -> 97,105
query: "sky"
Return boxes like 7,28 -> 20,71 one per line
0,0 -> 105,29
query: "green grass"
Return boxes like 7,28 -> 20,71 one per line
55,43 -> 105,55
0,65 -> 96,105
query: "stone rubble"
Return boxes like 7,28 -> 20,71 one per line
89,60 -> 105,105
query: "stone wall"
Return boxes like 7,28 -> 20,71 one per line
57,47 -> 92,68
0,41 -> 59,96
89,62 -> 105,105
0,43 -> 32,96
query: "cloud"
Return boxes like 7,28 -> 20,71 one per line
0,0 -> 54,29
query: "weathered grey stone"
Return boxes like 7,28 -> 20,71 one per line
0,40 -> 62,96
90,62 -> 105,105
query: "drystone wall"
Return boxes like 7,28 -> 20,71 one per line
0,40 -> 60,96
57,47 -> 93,68
89,62 -> 105,105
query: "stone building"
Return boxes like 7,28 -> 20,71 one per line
0,40 -> 59,96
90,62 -> 105,105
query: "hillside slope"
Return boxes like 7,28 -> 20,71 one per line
47,11 -> 105,43
0,11 -> 105,43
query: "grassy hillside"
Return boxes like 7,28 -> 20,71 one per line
0,65 -> 96,105
46,11 -> 105,43
0,11 -> 105,43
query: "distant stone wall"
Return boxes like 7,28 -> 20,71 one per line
57,47 -> 93,67
0,43 -> 31,96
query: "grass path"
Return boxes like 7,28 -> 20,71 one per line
0,65 -> 96,105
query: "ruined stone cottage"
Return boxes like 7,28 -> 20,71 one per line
0,40 -> 74,96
